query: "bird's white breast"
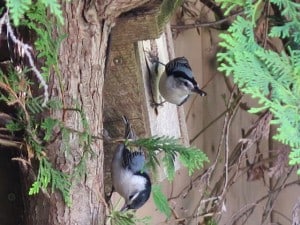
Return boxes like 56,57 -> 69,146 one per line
159,72 -> 190,105
112,165 -> 146,200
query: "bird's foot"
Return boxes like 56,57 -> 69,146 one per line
150,100 -> 165,108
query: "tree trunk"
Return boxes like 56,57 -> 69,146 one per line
25,0 -> 149,224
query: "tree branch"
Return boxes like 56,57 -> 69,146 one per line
171,11 -> 244,31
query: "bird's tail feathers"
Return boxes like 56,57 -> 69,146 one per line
122,115 -> 137,141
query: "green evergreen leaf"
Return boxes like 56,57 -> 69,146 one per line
41,117 -> 59,141
109,210 -> 151,225
129,136 -> 208,180
217,0 -> 300,172
179,147 -> 209,176
162,153 -> 176,181
40,0 -> 64,24
152,184 -> 171,218
29,158 -> 71,206
6,0 -> 32,26
6,120 -> 23,132
6,0 -> 64,26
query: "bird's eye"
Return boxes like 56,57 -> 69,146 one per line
183,81 -> 188,86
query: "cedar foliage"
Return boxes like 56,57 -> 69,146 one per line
216,0 -> 300,174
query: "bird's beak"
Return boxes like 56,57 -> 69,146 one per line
120,204 -> 129,212
192,86 -> 207,96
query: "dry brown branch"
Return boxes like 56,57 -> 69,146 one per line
239,111 -> 272,152
190,108 -> 228,144
186,72 -> 217,124
272,209 -> 292,224
173,98 -> 276,224
206,111 -> 271,205
183,87 -> 243,224
268,146 -> 289,178
204,87 -> 241,183
0,138 -> 23,148
0,81 -> 29,121
11,157 -> 31,167
172,11 -> 243,31
225,171 -> 298,225
261,167 -> 296,224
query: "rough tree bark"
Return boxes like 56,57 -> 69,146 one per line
25,0 -> 149,224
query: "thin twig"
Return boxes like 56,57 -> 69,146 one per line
200,0 -> 230,30
225,177 -> 299,225
220,88 -> 243,199
185,72 -> 216,122
0,138 -> 23,148
272,209 -> 292,223
0,81 -> 30,123
171,11 -> 244,31
185,87 -> 242,224
190,108 -> 228,144
261,167 -> 295,224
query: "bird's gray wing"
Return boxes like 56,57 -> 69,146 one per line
121,116 -> 146,173
122,148 -> 145,173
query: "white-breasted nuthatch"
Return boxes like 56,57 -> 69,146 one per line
159,57 -> 207,106
109,116 -> 151,211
